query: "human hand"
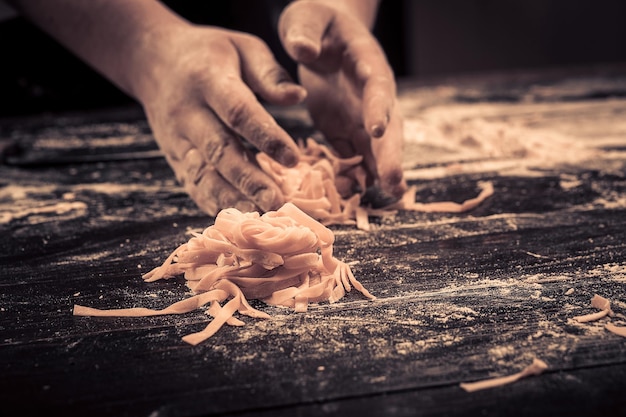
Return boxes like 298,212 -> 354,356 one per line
135,23 -> 307,215
278,0 -> 407,205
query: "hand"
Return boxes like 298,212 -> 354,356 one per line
135,23 -> 306,215
278,0 -> 407,205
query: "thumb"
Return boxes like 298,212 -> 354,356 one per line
278,1 -> 333,64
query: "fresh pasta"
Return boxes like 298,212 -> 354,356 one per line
460,358 -> 548,392
74,203 -> 375,345
73,139 -> 494,344
257,138 -> 494,231
572,294 -> 626,338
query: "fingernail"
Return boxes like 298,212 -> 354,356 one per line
277,147 -> 298,167
293,86 -> 308,102
289,36 -> 319,63
371,124 -> 385,138
279,83 -> 307,102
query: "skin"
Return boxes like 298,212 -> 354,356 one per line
280,0 -> 407,202
8,0 -> 406,214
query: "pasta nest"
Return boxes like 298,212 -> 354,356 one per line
74,203 -> 374,345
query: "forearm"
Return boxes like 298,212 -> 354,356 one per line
7,0 -> 186,99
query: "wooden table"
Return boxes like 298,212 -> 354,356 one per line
1,67 -> 626,416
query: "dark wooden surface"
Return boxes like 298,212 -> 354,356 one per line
1,68 -> 626,417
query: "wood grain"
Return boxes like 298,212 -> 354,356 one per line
1,69 -> 625,417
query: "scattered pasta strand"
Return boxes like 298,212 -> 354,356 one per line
182,296 -> 242,345
389,181 -> 495,213
208,301 -> 245,327
73,290 -> 229,317
573,294 -> 626,338
605,323 -> 626,338
590,294 -> 612,312
573,294 -> 614,322
460,358 -> 548,393
573,309 -> 610,323
73,203 -> 375,345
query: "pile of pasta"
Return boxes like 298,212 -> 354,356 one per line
73,203 -> 375,345
257,138 -> 494,231
74,139 -> 494,345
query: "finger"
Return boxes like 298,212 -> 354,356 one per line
278,1 -> 333,63
233,34 -> 307,106
369,107 -> 407,200
202,75 -> 300,168
362,75 -> 395,138
342,38 -> 396,138
164,143 -> 212,215
350,128 -> 378,186
158,139 -> 250,217
203,133 -> 286,212
167,142 -> 258,215
178,110 -> 286,212
299,66 -> 364,142
331,139 -> 356,160
195,166 -> 259,215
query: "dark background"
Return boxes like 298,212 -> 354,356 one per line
1,0 -> 626,116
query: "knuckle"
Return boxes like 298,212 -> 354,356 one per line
183,148 -> 207,184
187,61 -> 218,88
233,167 -> 260,197
165,105 -> 187,124
165,136 -> 193,163
262,66 -> 289,85
224,100 -> 250,130
236,32 -> 265,47
203,135 -> 229,166
231,165 -> 280,211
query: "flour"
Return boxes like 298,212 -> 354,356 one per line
71,182 -> 179,196
0,200 -> 88,224
398,94 -> 626,180
488,345 -> 515,360
0,184 -> 58,200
